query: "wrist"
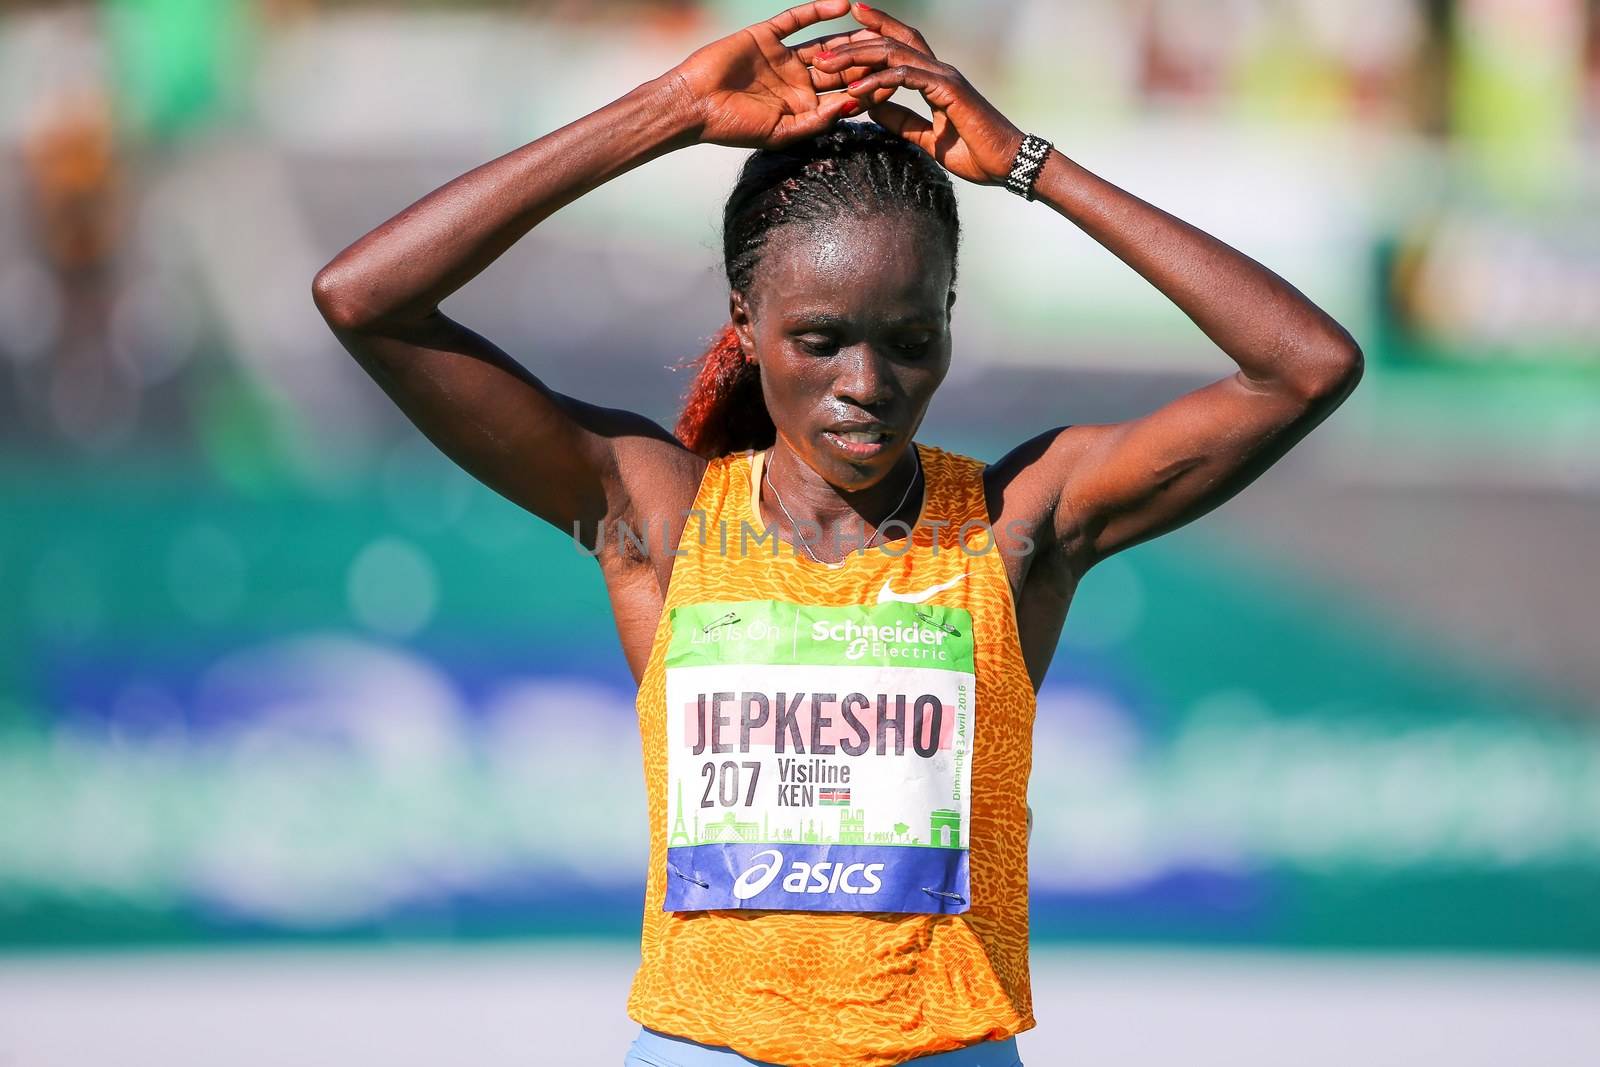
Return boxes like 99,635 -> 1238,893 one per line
1028,148 -> 1089,214
634,71 -> 704,150
1000,132 -> 1053,201
989,127 -> 1027,186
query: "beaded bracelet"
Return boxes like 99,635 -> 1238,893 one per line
1003,132 -> 1053,202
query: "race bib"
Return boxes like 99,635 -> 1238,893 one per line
662,598 -> 975,915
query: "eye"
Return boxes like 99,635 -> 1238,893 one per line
796,333 -> 838,355
892,334 -> 935,356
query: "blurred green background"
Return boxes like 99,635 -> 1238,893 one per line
1,0 -> 1597,1063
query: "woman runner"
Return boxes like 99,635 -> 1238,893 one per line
311,3 -> 1362,1064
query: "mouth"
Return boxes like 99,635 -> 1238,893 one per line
822,424 -> 896,460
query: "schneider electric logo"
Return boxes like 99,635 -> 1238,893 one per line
812,618 -> 950,662
731,849 -> 886,899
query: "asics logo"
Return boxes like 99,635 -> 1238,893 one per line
731,849 -> 886,899
732,849 -> 785,899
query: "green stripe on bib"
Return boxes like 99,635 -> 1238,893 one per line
667,600 -> 975,674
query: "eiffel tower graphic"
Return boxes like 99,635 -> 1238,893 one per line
669,780 -> 692,847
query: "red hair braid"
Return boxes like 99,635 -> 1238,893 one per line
672,321 -> 775,460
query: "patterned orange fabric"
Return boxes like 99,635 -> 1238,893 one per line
628,442 -> 1037,1066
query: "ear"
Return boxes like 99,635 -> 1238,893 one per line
729,290 -> 757,364
946,288 -> 957,314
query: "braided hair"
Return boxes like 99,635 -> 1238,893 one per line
673,120 -> 960,459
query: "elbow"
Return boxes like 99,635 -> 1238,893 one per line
311,263 -> 369,333
1296,330 -> 1365,403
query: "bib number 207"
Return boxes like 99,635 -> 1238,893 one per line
700,760 -> 761,808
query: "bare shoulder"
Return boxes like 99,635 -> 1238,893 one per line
586,422 -> 709,680
981,426 -> 1113,688
608,424 -> 707,518
602,423 -> 710,590
981,424 -> 1106,583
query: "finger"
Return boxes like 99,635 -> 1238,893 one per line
866,99 -> 934,146
829,85 -> 897,117
848,1 -> 937,60
811,37 -> 940,77
808,60 -> 881,92
845,63 -> 965,117
843,82 -> 903,111
790,27 -> 881,65
772,91 -> 860,143
761,0 -> 852,40
846,64 -> 956,98
795,27 -> 882,91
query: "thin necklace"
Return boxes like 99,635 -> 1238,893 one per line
762,444 -> 921,566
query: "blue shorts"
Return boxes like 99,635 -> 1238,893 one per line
623,1027 -> 1024,1066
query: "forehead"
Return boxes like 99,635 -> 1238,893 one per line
749,214 -> 951,319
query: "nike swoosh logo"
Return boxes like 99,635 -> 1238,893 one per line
877,573 -> 968,604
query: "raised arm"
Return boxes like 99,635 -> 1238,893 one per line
1004,152 -> 1363,570
312,79 -> 698,551
311,0 -> 876,550
818,3 -> 1363,573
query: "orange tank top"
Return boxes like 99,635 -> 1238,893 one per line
627,441 -> 1037,1066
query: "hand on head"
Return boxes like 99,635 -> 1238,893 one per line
662,1 -> 1025,185
663,0 -> 882,148
812,3 -> 1026,185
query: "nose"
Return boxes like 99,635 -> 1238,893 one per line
832,345 -> 896,411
